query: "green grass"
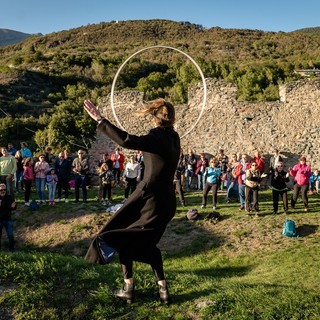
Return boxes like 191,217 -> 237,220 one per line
0,187 -> 319,319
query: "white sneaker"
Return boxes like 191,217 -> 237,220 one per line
25,202 -> 30,206
65,198 -> 69,203
201,205 -> 206,209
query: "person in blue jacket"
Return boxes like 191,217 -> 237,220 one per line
201,157 -> 221,210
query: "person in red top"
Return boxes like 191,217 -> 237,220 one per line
251,150 -> 265,173
111,148 -> 125,186
235,154 -> 251,210
289,156 -> 312,212
195,152 -> 208,191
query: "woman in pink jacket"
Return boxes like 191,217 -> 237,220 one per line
23,157 -> 35,206
289,156 -> 311,212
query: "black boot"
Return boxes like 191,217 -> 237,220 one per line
112,283 -> 134,304
159,284 -> 170,304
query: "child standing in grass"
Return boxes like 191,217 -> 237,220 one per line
47,168 -> 58,205
98,163 -> 114,205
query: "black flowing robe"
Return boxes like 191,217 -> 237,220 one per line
85,119 -> 180,264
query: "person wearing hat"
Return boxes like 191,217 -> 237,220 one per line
289,156 -> 312,212
84,98 -> 180,304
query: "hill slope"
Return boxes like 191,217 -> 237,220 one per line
0,28 -> 37,46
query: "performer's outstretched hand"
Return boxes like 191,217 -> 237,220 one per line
84,99 -> 103,122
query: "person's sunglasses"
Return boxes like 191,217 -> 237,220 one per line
0,189 -> 6,192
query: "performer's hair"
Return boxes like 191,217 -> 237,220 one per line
138,98 -> 175,127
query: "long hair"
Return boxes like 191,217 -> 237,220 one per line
138,98 -> 175,127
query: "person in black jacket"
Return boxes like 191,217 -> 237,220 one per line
84,98 -> 180,304
0,183 -> 17,251
270,161 -> 290,214
55,152 -> 71,203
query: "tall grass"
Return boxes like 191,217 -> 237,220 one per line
0,188 -> 319,319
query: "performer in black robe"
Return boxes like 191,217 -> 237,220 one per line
84,98 -> 180,304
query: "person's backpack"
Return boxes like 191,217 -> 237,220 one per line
186,208 -> 199,220
29,199 -> 39,211
282,219 -> 298,237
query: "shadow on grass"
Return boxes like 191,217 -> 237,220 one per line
296,224 -> 318,237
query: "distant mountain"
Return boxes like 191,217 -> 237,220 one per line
0,28 -> 41,46
293,26 -> 320,34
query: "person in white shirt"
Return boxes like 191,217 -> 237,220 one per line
0,147 -> 17,198
123,155 -> 139,202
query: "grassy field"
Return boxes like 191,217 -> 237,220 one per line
0,186 -> 319,319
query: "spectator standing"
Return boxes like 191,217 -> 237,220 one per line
173,152 -> 186,206
14,150 -> 24,193
34,154 -> 50,204
0,183 -> 17,252
111,148 -> 125,186
245,162 -> 267,214
235,154 -> 251,211
72,149 -> 90,203
98,163 -> 114,205
289,156 -> 312,212
309,169 -> 320,194
123,155 -> 139,202
47,167 -> 58,205
7,143 -> 17,156
23,157 -> 34,206
179,149 -> 186,190
0,147 -> 17,198
270,161 -> 290,214
55,152 -> 71,203
135,150 -> 145,181
269,149 -> 283,171
195,152 -> 208,191
217,149 -> 229,190
252,150 -> 265,173
201,157 -> 221,210
44,146 -> 56,167
97,153 -> 113,204
185,148 -> 197,191
20,142 -> 32,159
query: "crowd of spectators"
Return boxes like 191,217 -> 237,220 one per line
0,141 -> 316,252
175,148 -> 314,215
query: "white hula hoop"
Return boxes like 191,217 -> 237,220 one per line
110,45 -> 207,139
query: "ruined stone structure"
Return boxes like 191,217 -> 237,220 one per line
88,78 -> 320,184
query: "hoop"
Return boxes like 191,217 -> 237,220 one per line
110,45 -> 207,139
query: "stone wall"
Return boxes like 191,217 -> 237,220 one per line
88,78 -> 320,184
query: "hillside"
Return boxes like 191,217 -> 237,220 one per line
1,19 -> 320,151
0,28 -> 37,46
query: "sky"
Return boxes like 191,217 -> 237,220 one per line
1,0 -> 320,35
